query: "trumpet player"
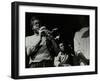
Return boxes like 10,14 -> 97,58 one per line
25,16 -> 59,68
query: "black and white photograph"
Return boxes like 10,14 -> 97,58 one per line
25,13 -> 90,68
11,2 -> 97,79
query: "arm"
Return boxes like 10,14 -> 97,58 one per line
47,36 -> 59,56
51,39 -> 59,55
54,53 -> 61,67
26,35 -> 42,57
77,51 -> 89,65
31,38 -> 42,54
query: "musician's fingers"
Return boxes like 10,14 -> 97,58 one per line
39,26 -> 46,31
52,28 -> 58,31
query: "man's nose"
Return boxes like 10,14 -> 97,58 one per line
36,24 -> 39,26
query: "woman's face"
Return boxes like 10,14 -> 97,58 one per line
59,43 -> 65,51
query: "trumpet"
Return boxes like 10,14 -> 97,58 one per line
39,26 -> 58,37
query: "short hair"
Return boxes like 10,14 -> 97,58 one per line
30,16 -> 40,26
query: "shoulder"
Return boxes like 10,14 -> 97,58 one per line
74,27 -> 89,39
79,27 -> 89,33
25,35 -> 35,47
58,51 -> 62,56
26,35 -> 35,41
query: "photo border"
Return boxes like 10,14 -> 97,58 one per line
11,1 -> 98,79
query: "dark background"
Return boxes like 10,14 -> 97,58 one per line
25,12 -> 89,46
25,12 -> 89,67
